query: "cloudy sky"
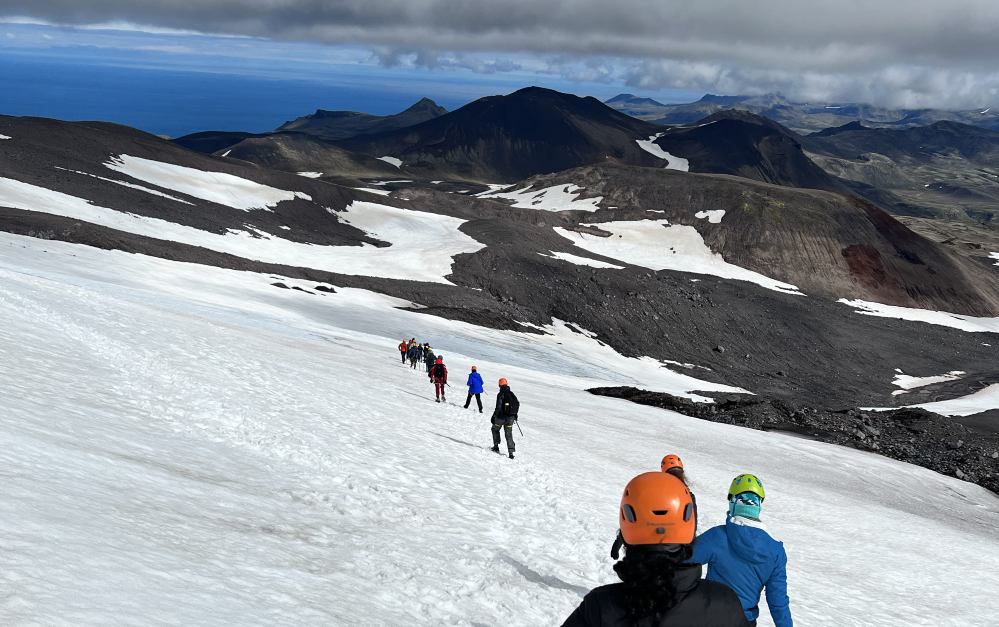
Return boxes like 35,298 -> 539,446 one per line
2,1 -> 999,133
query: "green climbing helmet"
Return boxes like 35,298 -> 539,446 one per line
728,474 -> 765,501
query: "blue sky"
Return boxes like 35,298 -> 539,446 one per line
0,21 -> 703,138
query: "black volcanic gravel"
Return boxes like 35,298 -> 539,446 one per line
589,387 -> 999,495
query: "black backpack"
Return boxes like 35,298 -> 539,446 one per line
432,363 -> 446,379
500,390 -> 520,415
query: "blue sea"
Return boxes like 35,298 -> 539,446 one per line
0,24 -> 701,138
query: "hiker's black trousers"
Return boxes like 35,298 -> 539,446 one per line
465,393 -> 482,411
491,415 -> 516,452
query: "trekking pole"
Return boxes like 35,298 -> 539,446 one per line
515,419 -> 523,436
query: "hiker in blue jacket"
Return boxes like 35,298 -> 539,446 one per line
464,366 -> 485,412
690,474 -> 792,627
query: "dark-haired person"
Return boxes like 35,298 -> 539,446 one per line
561,472 -> 748,627
689,474 -> 792,627
611,454 -> 696,561
661,455 -> 687,484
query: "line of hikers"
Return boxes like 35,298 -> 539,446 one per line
397,340 -> 791,625
563,456 -> 792,627
397,338 -> 520,459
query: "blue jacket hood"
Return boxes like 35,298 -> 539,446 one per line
725,517 -> 773,565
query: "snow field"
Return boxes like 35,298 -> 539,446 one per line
890,370 -> 964,396
869,383 -> 999,417
0,134 -> 11,140
55,165 -> 195,205
0,177 -> 480,284
378,156 -> 403,168
636,133 -> 690,172
105,154 -> 311,211
695,209 -> 725,223
477,184 -> 603,212
553,220 -> 803,295
1,235 -> 998,626
990,252 -> 998,265
538,251 -> 624,270
297,171 -> 323,178
838,299 -> 999,333
352,187 -> 393,196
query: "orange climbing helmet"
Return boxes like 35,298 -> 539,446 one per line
619,472 -> 696,545
471,366 -> 477,371
661,455 -> 683,472
498,378 -> 508,386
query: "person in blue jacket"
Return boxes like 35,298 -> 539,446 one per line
464,366 -> 485,412
690,474 -> 792,627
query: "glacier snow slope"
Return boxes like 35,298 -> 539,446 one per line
1,233 -> 997,627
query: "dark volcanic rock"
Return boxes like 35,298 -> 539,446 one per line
331,86 -> 668,182
653,117 -> 846,192
589,386 -> 999,495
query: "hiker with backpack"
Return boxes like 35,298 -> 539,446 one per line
397,339 -> 408,364
465,366 -> 484,413
490,378 -> 519,459
424,346 -> 437,375
408,342 -> 421,369
430,357 -> 448,402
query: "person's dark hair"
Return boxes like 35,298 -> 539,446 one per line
613,544 -> 695,624
666,467 -> 687,485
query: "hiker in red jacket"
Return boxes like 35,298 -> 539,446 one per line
397,339 -> 408,364
430,357 -> 448,402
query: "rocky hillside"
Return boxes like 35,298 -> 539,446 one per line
329,87 -> 670,182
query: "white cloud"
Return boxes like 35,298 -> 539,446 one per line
6,1 -> 999,106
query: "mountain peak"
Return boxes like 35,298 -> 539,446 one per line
809,120 -> 868,137
402,98 -> 448,117
697,94 -> 751,106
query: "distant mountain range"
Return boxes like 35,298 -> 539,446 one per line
276,97 -> 448,140
172,97 -> 448,156
606,93 -> 999,134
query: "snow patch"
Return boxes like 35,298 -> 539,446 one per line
0,134 -> 11,140
0,177 -> 480,284
554,220 -> 803,295
353,187 -> 393,196
474,183 -> 515,196
54,166 -> 194,205
636,134 -> 690,172
873,384 -> 999,417
838,299 -> 999,333
371,180 -> 413,186
478,184 -> 602,212
296,172 -> 322,178
891,371 -> 965,396
220,149 -> 231,157
538,251 -> 624,270
989,252 -> 998,266
105,155 -> 310,212
695,210 -> 725,224
377,156 -> 403,168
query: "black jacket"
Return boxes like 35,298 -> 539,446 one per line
492,385 -> 520,418
561,564 -> 749,627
